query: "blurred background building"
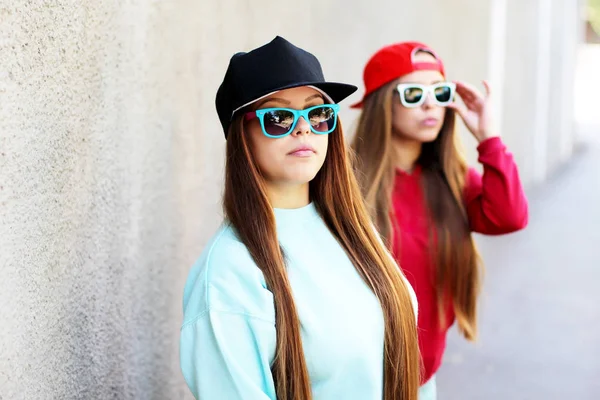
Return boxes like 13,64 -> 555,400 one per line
1,0 -> 598,399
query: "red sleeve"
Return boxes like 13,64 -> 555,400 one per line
464,137 -> 529,234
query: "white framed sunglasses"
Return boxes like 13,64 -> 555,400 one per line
395,82 -> 456,108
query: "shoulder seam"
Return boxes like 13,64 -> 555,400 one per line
203,224 -> 232,308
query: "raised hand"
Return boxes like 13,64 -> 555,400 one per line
447,80 -> 499,143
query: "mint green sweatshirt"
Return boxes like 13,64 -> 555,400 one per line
180,203 -> 417,399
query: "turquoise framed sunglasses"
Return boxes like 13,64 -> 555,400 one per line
244,104 -> 339,138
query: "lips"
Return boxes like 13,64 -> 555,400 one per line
288,144 -> 316,157
422,117 -> 439,127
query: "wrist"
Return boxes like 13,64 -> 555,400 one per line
476,135 -> 504,154
477,130 -> 499,143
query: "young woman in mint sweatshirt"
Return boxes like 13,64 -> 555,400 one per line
350,42 -> 529,399
180,36 -> 421,400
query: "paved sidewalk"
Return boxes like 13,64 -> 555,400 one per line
437,127 -> 600,400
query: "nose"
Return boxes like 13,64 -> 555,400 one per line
292,116 -> 311,136
421,91 -> 435,108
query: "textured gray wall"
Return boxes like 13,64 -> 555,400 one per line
0,0 -> 582,399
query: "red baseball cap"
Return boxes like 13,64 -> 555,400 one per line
351,41 -> 446,108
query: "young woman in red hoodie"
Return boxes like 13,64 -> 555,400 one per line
350,42 -> 529,399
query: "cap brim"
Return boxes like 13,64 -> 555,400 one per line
307,81 -> 358,104
350,99 -> 363,109
230,81 -> 358,120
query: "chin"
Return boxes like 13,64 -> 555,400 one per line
284,158 -> 325,182
415,128 -> 441,143
287,170 -> 320,184
291,163 -> 326,183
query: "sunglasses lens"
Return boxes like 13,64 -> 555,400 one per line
262,110 -> 295,136
402,87 -> 424,104
434,85 -> 453,103
308,106 -> 336,133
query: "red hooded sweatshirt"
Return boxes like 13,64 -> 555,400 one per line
390,136 -> 529,384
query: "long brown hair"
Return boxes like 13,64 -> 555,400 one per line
223,109 -> 420,400
351,80 -> 482,341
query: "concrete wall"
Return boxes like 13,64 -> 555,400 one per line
500,0 -> 585,184
0,0 -> 583,398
